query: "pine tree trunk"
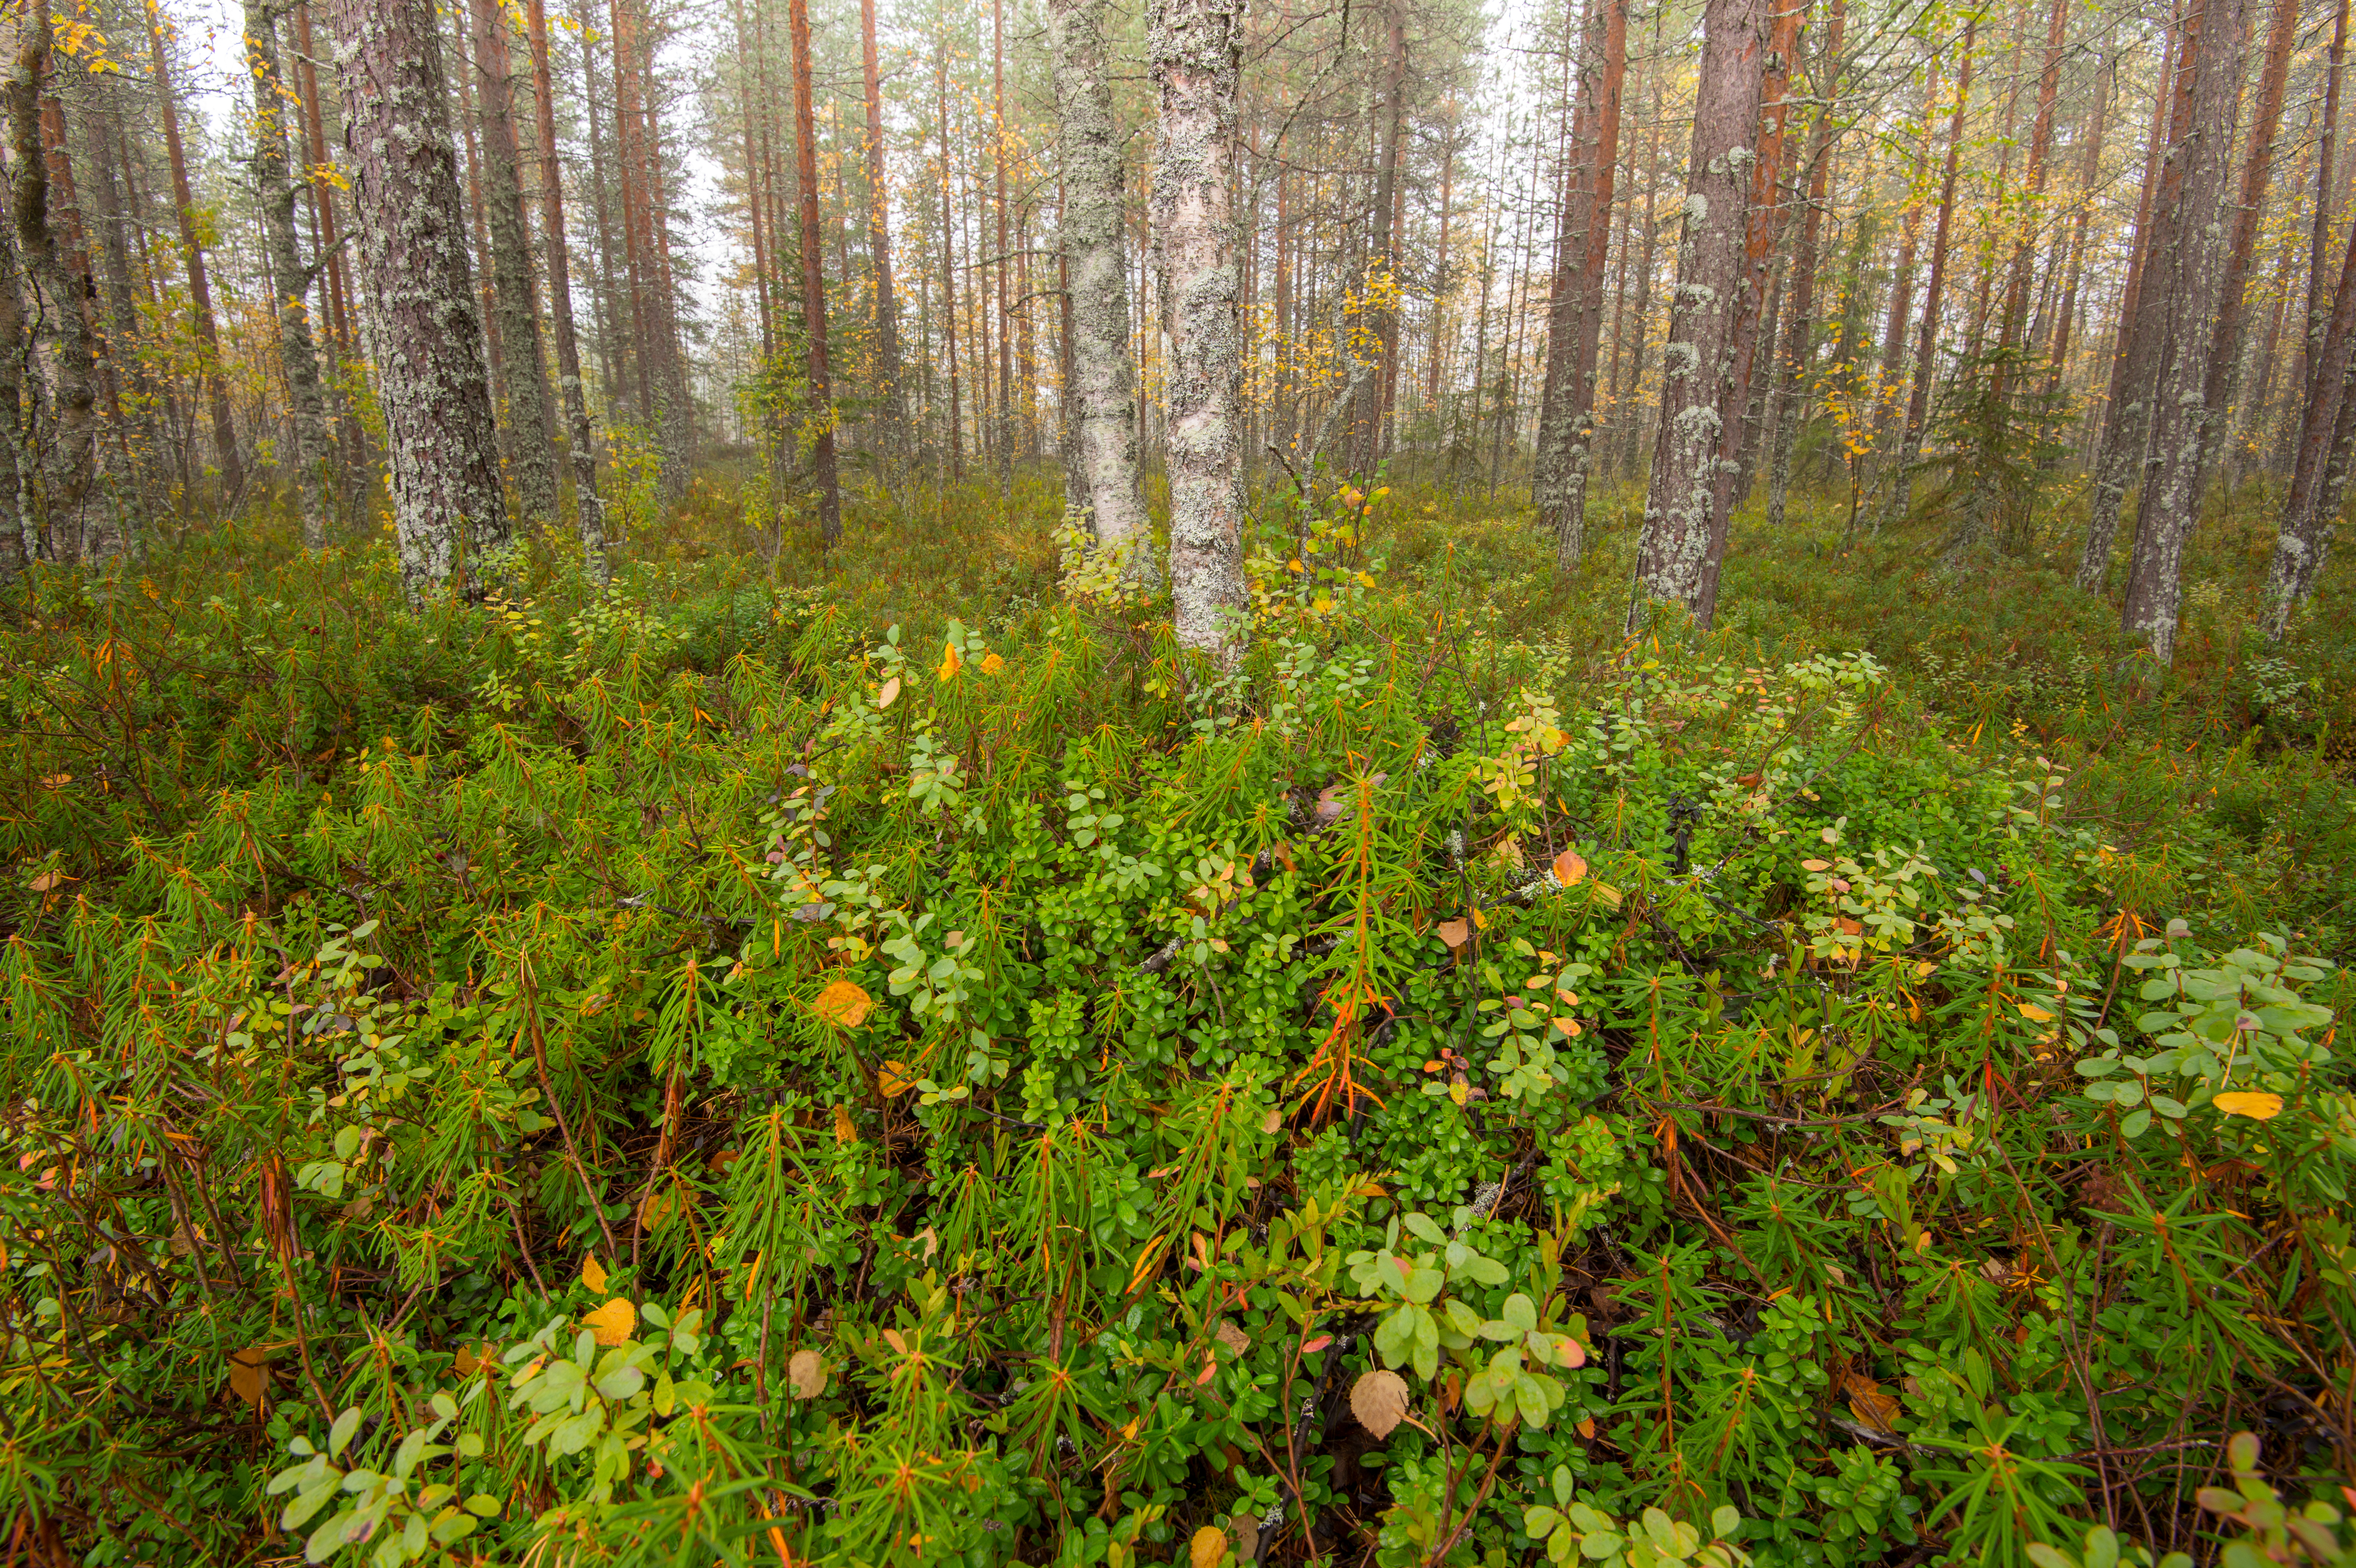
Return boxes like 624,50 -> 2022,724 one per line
244,0 -> 331,546
1542,0 -> 1626,567
145,18 -> 240,502
1630,0 -> 1766,627
0,150 -> 27,578
2123,0 -> 2249,664
527,0 -> 606,575
335,0 -> 509,593
292,0 -> 370,501
1051,0 -> 1151,576
2080,17 -> 2194,590
1767,0 -> 1845,534
469,0 -> 560,523
787,0 -> 843,545
1149,0 -> 1248,664
860,0 -> 905,450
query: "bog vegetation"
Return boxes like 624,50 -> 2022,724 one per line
3,470 -> 2353,1567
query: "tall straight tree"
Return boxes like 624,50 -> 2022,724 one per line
144,4 -> 241,500
1050,0 -> 1151,577
2197,0 -> 2298,476
859,0 -> 905,449
1535,0 -> 1628,567
243,0 -> 333,545
1149,0 -> 1247,664
2124,0 -> 2250,664
469,0 -> 560,523
1767,0 -> 1847,533
335,0 -> 509,593
1882,20 -> 1970,528
1630,0 -> 1767,628
788,0 -> 844,545
526,0 -> 606,575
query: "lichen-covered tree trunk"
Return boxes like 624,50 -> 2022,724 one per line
0,178 -> 26,580
2122,0 -> 2250,666
469,0 -> 559,525
334,0 -> 508,594
243,0 -> 332,548
2197,0 -> 2297,479
1148,0 -> 1247,665
1050,0 -> 1150,580
2267,160 -> 2356,635
526,0 -> 605,577
8,35 -> 107,561
1628,0 -> 1765,629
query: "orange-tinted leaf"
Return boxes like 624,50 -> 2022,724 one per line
878,1060 -> 917,1096
938,642 -> 963,681
833,1104 -> 857,1143
980,652 -> 1005,675
1551,848 -> 1588,886
581,1256 -> 609,1292
2214,1091 -> 2284,1121
1190,1525 -> 1229,1568
228,1347 -> 269,1411
811,979 -> 873,1029
1436,918 -> 1470,950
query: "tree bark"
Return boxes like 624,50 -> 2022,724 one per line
469,0 -> 560,524
144,11 -> 240,502
859,0 -> 904,450
1629,0 -> 1767,628
526,0 -> 606,576
2079,14 -> 2193,590
335,0 -> 509,593
1881,21 -> 1971,529
1767,0 -> 1845,534
244,0 -> 332,546
1540,0 -> 1627,567
2122,0 -> 2249,665
1050,0 -> 1151,577
2196,0 -> 2297,479
787,0 -> 843,546
1148,0 -> 1248,664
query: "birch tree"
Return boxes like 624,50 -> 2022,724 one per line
244,0 -> 332,546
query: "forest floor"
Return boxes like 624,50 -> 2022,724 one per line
2,467 -> 2352,1568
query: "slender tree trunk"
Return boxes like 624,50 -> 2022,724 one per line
787,0 -> 842,545
335,0 -> 509,593
1352,3 -> 1408,477
938,37 -> 962,476
1618,20 -> 1668,479
2301,0 -> 2350,402
0,102 -> 28,575
243,0 -> 331,546
2045,55 -> 2110,403
1149,0 -> 1247,664
1768,0 -> 1845,533
469,0 -> 560,524
1882,22 -> 1972,529
1540,0 -> 1627,567
527,0 -> 606,575
2197,0 -> 2297,479
2080,16 -> 2194,590
1630,0 -> 1767,627
2123,0 -> 2249,664
859,0 -> 904,450
1051,0 -> 1150,577
294,0 -> 368,498
1873,60 -> 1937,467
144,9 -> 240,501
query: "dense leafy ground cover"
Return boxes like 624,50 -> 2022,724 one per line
2,472 -> 2354,1568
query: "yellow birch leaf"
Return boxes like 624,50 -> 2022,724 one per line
2213,1091 -> 2284,1120
811,979 -> 873,1029
228,1347 -> 269,1411
1552,848 -> 1588,886
1190,1525 -> 1230,1568
938,642 -> 962,681
584,1298 -> 635,1347
581,1255 -> 609,1292
877,675 -> 901,709
878,1060 -> 917,1096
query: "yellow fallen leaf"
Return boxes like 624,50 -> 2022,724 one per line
1190,1525 -> 1230,1568
980,651 -> 1005,675
877,675 -> 901,709
1844,1374 -> 1901,1434
833,1104 -> 857,1143
938,642 -> 962,681
1552,848 -> 1588,886
811,979 -> 873,1029
787,1348 -> 826,1398
878,1060 -> 917,1096
2017,1003 -> 2054,1023
584,1298 -> 636,1347
581,1255 -> 609,1293
1436,918 -> 1470,950
1350,1368 -> 1409,1437
638,1189 -> 674,1230
2214,1091 -> 2283,1121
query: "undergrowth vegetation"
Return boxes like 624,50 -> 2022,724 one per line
2,471 -> 2353,1567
